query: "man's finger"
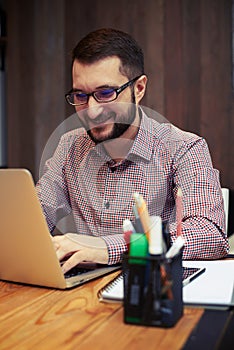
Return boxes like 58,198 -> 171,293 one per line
61,251 -> 84,274
53,242 -> 60,251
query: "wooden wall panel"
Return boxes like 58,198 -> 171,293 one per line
200,0 -> 233,187
5,0 -> 65,180
64,0 -> 165,113
3,0 -> 234,191
163,0 -> 233,188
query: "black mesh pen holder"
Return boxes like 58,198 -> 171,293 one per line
122,252 -> 183,327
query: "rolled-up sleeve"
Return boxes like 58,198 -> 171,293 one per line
170,137 -> 229,259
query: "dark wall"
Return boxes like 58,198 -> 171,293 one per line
3,0 -> 234,190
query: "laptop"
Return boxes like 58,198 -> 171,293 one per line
0,168 -> 120,289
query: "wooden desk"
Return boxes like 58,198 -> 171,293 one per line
0,272 -> 204,350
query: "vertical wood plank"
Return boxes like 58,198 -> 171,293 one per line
164,0 -> 184,126
182,0 -> 201,135
6,0 -> 36,175
33,0 -> 66,180
6,0 -> 65,180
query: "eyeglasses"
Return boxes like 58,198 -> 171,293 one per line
65,75 -> 142,106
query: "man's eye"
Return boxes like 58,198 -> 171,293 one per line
96,89 -> 115,100
74,92 -> 87,101
75,92 -> 87,98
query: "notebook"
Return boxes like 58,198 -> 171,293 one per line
98,260 -> 234,310
0,168 -> 120,289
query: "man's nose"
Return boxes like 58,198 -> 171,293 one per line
86,96 -> 103,119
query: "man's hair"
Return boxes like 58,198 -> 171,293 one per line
72,28 -> 144,79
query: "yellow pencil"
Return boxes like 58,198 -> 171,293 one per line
133,192 -> 151,240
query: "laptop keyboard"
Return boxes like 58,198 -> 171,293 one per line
62,262 -> 120,279
64,265 -> 96,279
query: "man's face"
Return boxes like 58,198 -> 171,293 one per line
72,56 -> 140,144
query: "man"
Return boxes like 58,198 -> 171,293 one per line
36,28 -> 229,274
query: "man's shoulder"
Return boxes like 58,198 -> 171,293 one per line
60,127 -> 92,146
147,116 -> 202,145
57,128 -> 94,158
61,127 -> 87,141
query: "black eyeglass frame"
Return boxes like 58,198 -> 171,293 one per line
65,74 -> 142,106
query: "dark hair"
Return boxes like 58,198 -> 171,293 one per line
72,28 -> 144,79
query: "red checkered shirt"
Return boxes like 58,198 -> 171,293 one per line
36,112 -> 229,264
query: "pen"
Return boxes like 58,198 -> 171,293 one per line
162,221 -> 171,251
133,204 -> 144,233
182,267 -> 206,286
133,192 -> 151,240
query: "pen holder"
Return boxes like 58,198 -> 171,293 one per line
122,252 -> 183,327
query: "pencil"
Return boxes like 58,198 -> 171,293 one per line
133,192 -> 151,240
176,187 -> 183,236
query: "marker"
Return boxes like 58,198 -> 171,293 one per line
165,236 -> 185,259
148,216 -> 164,255
123,219 -> 135,251
129,233 -> 148,264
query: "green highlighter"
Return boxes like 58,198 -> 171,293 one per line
129,233 -> 148,265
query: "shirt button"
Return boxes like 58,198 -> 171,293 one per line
104,201 -> 110,209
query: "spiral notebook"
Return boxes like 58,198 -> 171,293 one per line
97,266 -> 205,303
98,272 -> 124,302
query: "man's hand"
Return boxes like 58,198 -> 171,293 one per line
52,233 -> 109,274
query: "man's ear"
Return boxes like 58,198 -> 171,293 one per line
134,75 -> 147,104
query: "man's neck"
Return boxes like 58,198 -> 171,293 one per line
103,111 -> 141,162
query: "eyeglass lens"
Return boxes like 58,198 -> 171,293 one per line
66,75 -> 141,106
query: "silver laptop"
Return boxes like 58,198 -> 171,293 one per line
0,168 -> 120,289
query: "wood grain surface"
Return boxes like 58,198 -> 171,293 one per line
0,272 -> 203,350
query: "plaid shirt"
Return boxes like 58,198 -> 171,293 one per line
36,112 -> 229,264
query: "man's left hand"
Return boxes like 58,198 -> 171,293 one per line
52,233 -> 109,274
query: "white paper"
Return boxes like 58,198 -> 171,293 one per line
182,260 -> 234,306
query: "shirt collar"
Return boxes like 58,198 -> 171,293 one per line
127,109 -> 154,162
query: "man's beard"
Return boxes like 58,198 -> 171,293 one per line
79,93 -> 137,144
